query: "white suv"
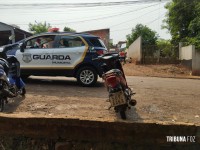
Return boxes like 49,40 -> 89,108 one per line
1,32 -> 107,86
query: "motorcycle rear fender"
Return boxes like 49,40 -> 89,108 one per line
105,75 -> 120,88
104,72 -> 127,89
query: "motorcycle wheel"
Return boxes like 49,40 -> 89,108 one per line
120,111 -> 126,120
0,99 -> 4,112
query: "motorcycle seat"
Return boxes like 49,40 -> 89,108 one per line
105,69 -> 121,75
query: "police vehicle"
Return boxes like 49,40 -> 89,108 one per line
0,32 -> 107,86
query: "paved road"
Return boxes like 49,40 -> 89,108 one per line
3,76 -> 200,125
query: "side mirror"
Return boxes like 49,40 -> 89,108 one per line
19,42 -> 25,53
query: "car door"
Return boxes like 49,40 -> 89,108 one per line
52,35 -> 88,69
15,35 -> 55,74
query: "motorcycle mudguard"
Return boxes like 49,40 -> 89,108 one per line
17,78 -> 25,89
8,76 -> 25,89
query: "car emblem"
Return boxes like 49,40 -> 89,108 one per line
22,53 -> 32,63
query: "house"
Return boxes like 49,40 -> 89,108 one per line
0,22 -> 32,46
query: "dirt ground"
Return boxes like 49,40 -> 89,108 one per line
123,63 -> 193,78
1,63 -> 200,125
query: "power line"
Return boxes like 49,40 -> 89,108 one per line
50,3 -> 162,25
15,7 -> 138,25
0,0 -> 170,8
145,13 -> 165,25
109,2 -> 164,28
110,12 -> 165,32
111,27 -> 132,32
14,3 -> 162,26
111,1 -> 195,33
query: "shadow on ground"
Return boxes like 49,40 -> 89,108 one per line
25,76 -> 104,87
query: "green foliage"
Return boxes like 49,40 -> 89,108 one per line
156,39 -> 173,57
28,21 -> 51,34
63,26 -> 76,32
163,0 -> 200,48
109,41 -> 114,48
126,24 -> 158,48
183,36 -> 200,50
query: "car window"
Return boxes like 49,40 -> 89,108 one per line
88,38 -> 105,48
99,39 -> 106,48
59,36 -> 85,48
26,35 -> 55,49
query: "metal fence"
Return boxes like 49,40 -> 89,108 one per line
141,45 -> 179,64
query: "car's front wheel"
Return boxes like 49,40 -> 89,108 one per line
76,67 -> 97,86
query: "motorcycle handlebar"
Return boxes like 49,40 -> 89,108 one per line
92,57 -> 101,61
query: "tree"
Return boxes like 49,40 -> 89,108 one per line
163,0 -> 200,48
63,27 -> 76,32
29,21 -> 51,34
126,24 -> 158,48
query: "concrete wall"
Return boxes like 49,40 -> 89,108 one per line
179,45 -> 194,69
0,115 -> 199,150
180,45 -> 193,60
179,45 -> 200,75
127,36 -> 142,62
192,48 -> 200,76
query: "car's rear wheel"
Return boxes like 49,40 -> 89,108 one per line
76,67 -> 97,86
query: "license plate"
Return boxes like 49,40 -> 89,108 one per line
109,91 -> 126,107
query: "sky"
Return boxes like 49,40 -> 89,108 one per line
0,0 -> 171,44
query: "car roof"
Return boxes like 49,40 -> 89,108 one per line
27,32 -> 99,40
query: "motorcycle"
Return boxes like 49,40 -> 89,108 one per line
94,53 -> 136,119
0,54 -> 26,112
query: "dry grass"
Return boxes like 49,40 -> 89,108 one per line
123,63 -> 193,78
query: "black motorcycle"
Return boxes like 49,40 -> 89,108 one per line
94,53 -> 136,119
0,53 -> 26,112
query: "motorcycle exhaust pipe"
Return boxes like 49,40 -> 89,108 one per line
129,99 -> 137,106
